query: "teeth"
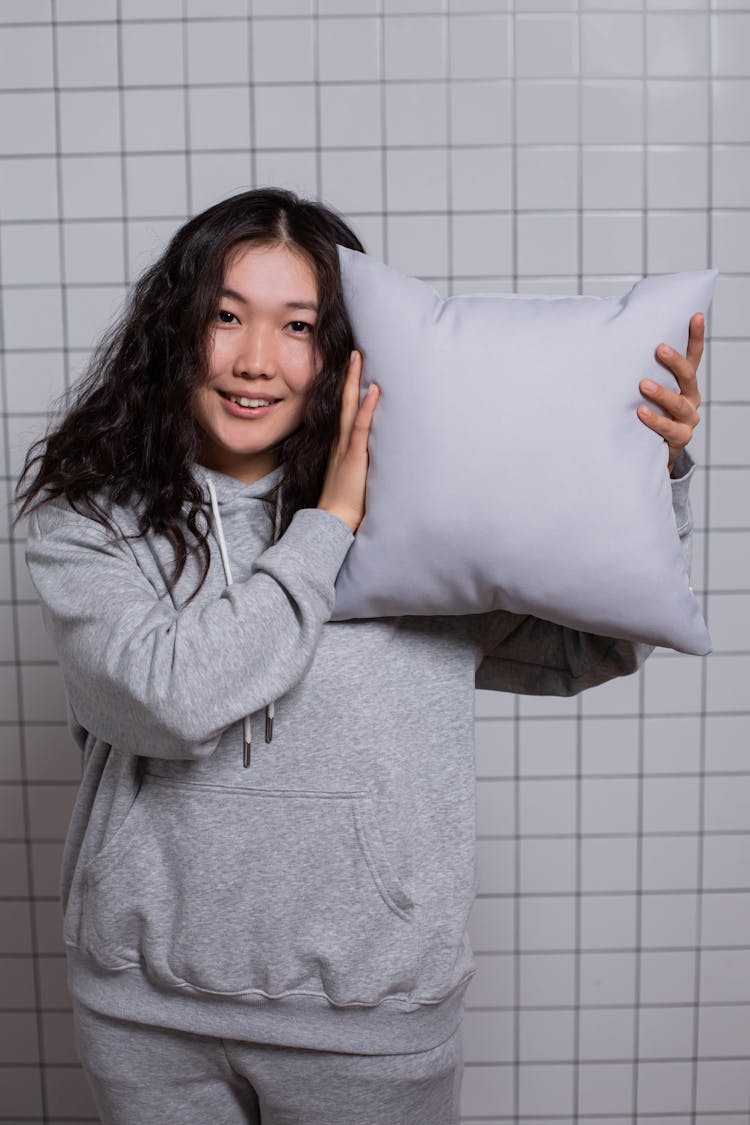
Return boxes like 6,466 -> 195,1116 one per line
226,394 -> 275,408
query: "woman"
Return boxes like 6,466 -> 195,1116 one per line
16,188 -> 703,1124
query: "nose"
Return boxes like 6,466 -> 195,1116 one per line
235,323 -> 276,379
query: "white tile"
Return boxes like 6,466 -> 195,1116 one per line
713,145 -> 750,208
320,0 -> 378,10
583,213 -> 643,275
517,212 -> 577,276
2,287 -> 63,350
714,13 -> 750,78
0,25 -> 53,88
641,949 -> 696,1005
462,1010 -> 513,1066
63,221 -> 126,284
187,19 -> 249,84
648,80 -> 710,144
581,836 -> 638,893
519,895 -> 576,951
125,153 -> 187,217
648,146 -> 709,210
8,414 -> 52,480
384,17 -> 444,81
121,22 -> 184,87
715,79 -> 750,144
385,81 -> 447,146
450,147 -> 511,211
56,23 -> 119,88
580,951 -> 636,1005
4,353 -> 66,414
579,1007 -> 634,1061
121,0 -> 182,15
705,710 -> 750,772
709,467 -> 750,529
712,276 -> 750,339
702,949 -> 750,1003
253,85 -> 317,149
451,212 -> 512,277
698,1004 -> 750,1058
580,894 -> 637,950
519,837 -> 576,893
518,690 -> 578,718
451,80 -> 512,145
65,284 -> 127,350
639,1007 -> 694,1060
637,1060 -> 694,1114
126,218 -> 179,279
642,715 -> 701,775
386,212 -> 448,277
519,777 -> 576,834
580,13 -> 643,78
0,223 -> 61,285
640,892 -> 698,947
705,773 -> 750,833
646,13 -> 710,77
517,718 -> 577,777
474,719 -> 514,778
709,529 -> 750,589
713,210 -> 750,275
581,717 -> 640,776
124,88 -> 186,152
59,90 -> 121,153
519,951 -> 576,1006
187,0 -> 247,13
0,0 -> 51,19
386,147 -> 446,211
62,155 -> 123,219
320,83 -> 382,147
515,15 -> 577,79
320,149 -> 382,212
643,652 -> 703,714
460,1063 -> 514,1119
254,150 -> 318,199
0,158 -> 59,220
647,212 -> 709,274
582,80 -> 644,144
253,0 -> 311,11
641,834 -> 699,892
476,839 -> 515,895
476,778 -> 515,835
319,17 -> 380,82
582,147 -> 644,210
519,1064 -> 574,1116
578,1064 -> 634,1116
253,17 -> 314,83
582,777 -> 639,835
468,896 -> 514,953
696,1060 -> 750,1114
449,14 -> 510,80
189,152 -> 253,214
709,403 -> 750,469
0,92 -> 56,155
519,1008 -> 575,1061
517,147 -> 577,209
188,86 -> 252,151
706,652 -> 750,711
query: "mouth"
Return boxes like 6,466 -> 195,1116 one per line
218,390 -> 282,418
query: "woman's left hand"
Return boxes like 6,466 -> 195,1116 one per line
637,312 -> 704,476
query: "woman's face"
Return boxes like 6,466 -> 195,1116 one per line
192,240 -> 320,484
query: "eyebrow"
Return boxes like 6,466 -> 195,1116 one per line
220,287 -> 318,313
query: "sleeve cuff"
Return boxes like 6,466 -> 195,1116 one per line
670,448 -> 696,533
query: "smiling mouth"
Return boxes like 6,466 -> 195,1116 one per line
219,391 -> 281,408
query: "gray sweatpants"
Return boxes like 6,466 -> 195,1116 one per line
73,1001 -> 463,1125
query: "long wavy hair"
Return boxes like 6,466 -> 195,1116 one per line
14,188 -> 365,601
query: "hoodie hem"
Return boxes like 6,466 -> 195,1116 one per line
66,948 -> 470,1056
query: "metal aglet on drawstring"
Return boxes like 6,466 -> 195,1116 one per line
243,715 -> 252,768
265,701 -> 274,743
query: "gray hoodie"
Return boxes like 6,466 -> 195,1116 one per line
24,454 -> 695,1055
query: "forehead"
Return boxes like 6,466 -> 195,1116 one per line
224,241 -> 318,299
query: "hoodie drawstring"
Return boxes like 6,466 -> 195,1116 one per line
204,475 -> 281,767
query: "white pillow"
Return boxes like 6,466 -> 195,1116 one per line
331,247 -> 715,656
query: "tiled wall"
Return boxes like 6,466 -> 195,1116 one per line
1,1 -> 748,1122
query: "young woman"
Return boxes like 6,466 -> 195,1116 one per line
16,188 -> 703,1125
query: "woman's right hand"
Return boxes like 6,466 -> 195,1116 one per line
317,350 -> 379,534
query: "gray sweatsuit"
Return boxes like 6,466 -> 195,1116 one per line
25,454 -> 695,1114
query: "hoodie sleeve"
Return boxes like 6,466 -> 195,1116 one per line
475,450 -> 697,696
25,500 -> 354,760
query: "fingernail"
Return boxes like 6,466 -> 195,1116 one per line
639,404 -> 651,416
642,378 -> 658,392
659,345 -> 673,357
367,383 -> 378,396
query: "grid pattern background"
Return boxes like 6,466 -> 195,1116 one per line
1,1 -> 748,1121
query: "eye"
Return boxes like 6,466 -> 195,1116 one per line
217,309 -> 238,324
287,320 -> 313,334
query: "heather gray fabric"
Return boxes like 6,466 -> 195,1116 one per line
73,1000 -> 463,1125
25,459 -> 693,1056
333,246 -> 714,656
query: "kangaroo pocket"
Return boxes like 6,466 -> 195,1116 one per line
80,775 -> 420,1007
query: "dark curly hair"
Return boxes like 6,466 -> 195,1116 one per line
13,187 -> 365,601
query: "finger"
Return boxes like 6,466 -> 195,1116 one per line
349,384 -> 379,449
637,404 -> 694,446
639,379 -> 700,426
655,319 -> 703,404
686,311 -> 705,372
338,350 -> 363,446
